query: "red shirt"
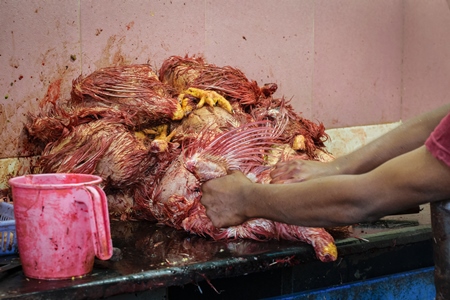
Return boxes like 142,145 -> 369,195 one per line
425,112 -> 450,168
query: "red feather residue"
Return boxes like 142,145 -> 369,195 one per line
71,64 -> 180,128
183,121 -> 282,182
193,66 -> 262,106
159,55 -> 205,94
38,120 -> 152,188
159,55 -> 263,107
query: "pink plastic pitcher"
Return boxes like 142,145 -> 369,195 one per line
8,173 -> 113,280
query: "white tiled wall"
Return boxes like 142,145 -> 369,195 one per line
325,122 -> 401,157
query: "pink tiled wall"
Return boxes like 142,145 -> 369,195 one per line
403,0 -> 450,119
313,0 -> 403,127
1,0 -> 450,159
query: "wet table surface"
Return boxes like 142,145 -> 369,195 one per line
0,206 -> 434,300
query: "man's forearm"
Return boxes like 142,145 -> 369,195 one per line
334,103 -> 450,175
246,175 -> 366,227
248,145 -> 450,228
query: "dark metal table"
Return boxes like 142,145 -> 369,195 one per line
0,213 -> 434,300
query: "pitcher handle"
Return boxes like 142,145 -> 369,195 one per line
84,185 -> 113,260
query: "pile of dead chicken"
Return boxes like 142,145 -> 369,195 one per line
26,55 -> 340,262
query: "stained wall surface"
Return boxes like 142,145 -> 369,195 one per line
1,0 -> 450,159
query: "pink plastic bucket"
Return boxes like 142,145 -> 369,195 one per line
9,173 -> 113,280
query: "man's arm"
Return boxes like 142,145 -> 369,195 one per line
271,103 -> 450,183
202,146 -> 450,228
334,103 -> 450,175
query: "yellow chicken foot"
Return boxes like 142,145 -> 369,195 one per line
137,124 -> 177,152
149,124 -> 177,141
139,125 -> 170,141
171,101 -> 185,121
321,241 -> 338,262
181,87 -> 233,114
134,131 -> 148,141
177,94 -> 196,115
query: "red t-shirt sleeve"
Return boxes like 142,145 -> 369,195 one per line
425,112 -> 450,168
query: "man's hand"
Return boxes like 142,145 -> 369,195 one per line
270,159 -> 340,183
200,170 -> 252,228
